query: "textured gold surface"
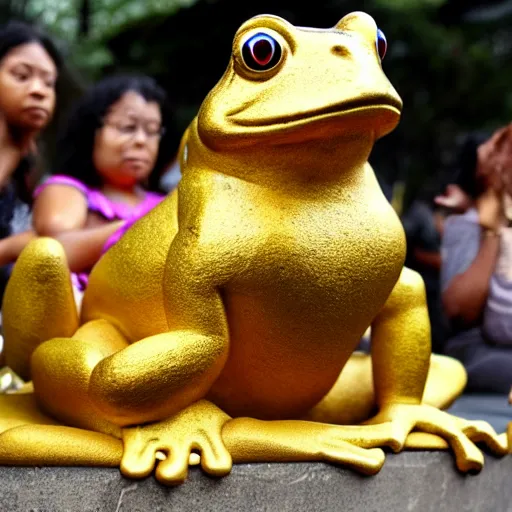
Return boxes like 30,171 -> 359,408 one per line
0,11 -> 508,485
0,425 -> 123,466
2,238 -> 79,381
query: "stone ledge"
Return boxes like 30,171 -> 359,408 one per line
1,452 -> 511,512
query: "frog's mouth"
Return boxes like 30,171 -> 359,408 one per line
229,94 -> 402,129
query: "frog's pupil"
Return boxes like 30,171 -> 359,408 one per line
242,33 -> 282,71
376,29 -> 387,60
378,37 -> 386,59
252,38 -> 273,66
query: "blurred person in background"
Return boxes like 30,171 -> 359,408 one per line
29,74 -> 174,304
441,124 -> 512,395
0,20 -> 61,303
1,74 -> 174,314
401,185 -> 446,353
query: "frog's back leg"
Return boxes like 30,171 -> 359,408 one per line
304,352 -> 467,426
30,319 -> 126,437
2,238 -> 79,381
0,318 -> 130,469
0,424 -> 122,467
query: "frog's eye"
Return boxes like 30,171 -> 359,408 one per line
242,32 -> 282,72
376,28 -> 387,60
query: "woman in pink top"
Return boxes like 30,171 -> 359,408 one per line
5,74 -> 175,294
34,173 -> 165,291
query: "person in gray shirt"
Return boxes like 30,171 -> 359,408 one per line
441,126 -> 512,396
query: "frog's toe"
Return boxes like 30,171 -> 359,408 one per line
155,444 -> 190,485
197,433 -> 232,477
121,427 -> 160,479
458,419 -> 509,456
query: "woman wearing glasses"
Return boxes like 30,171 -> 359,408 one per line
30,74 -> 174,300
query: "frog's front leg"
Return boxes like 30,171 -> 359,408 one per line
86,259 -> 233,484
88,326 -> 232,484
367,266 -> 508,471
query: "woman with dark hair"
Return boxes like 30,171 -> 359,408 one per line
29,74 -> 174,298
0,20 -> 61,299
441,125 -> 512,395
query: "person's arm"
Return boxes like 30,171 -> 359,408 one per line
442,188 -> 503,326
442,234 -> 500,324
434,184 -> 473,214
54,221 -> 124,273
412,248 -> 442,271
32,184 -> 88,236
32,183 -> 126,272
0,221 -> 124,274
0,230 -> 36,266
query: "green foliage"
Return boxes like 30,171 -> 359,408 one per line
26,0 -> 79,39
26,0 -> 197,40
374,0 -> 446,8
22,0 -> 200,79
6,0 -> 512,198
89,0 -> 198,39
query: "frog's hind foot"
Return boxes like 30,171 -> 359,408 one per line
2,238 -> 79,381
0,423 -> 122,467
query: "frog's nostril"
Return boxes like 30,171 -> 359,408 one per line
331,45 -> 349,57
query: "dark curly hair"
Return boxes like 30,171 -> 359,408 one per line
53,74 -> 175,191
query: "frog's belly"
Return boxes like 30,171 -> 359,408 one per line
208,303 -> 357,419
209,259 -> 402,419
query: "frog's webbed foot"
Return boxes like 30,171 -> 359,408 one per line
222,417 -> 397,475
312,429 -> 387,474
366,403 -> 509,473
121,400 -> 232,485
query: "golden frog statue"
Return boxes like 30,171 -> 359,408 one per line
0,12 -> 508,485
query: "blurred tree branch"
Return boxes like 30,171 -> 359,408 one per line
78,0 -> 90,37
